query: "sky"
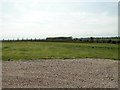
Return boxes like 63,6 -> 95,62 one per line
0,0 -> 118,40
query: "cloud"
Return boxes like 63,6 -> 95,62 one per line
1,0 -> 119,3
1,1 -> 118,39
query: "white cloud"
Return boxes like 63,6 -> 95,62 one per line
1,1 -> 118,39
2,10 -> 118,38
1,0 -> 119,3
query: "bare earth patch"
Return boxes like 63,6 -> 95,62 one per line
2,59 -> 118,88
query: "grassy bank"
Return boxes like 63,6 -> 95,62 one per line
2,42 -> 118,60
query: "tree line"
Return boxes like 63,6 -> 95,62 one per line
2,36 -> 120,44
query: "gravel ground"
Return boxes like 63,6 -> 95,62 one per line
2,59 -> 118,88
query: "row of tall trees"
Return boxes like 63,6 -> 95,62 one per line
2,37 -> 120,44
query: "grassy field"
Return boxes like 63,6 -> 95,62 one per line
2,42 -> 119,60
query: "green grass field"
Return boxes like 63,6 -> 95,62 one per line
2,42 -> 119,60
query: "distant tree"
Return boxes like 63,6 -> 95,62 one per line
117,41 -> 120,44
35,38 -> 36,41
73,38 -> 79,42
95,39 -> 99,43
107,39 -> 112,43
17,38 -> 19,41
112,41 -> 116,44
22,38 -> 24,41
46,37 -> 73,42
90,37 -> 94,42
102,40 -> 106,43
79,39 -> 82,42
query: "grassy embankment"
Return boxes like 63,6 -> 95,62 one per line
2,42 -> 119,61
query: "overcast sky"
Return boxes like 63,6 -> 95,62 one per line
0,0 -> 118,40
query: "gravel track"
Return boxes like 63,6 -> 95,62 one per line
2,59 -> 118,88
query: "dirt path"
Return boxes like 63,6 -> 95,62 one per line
2,59 -> 118,88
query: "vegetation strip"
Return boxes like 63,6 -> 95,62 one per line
2,42 -> 118,60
